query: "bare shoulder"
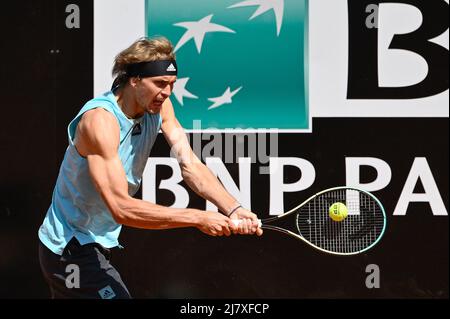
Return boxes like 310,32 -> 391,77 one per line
75,108 -> 120,157
79,108 -> 118,129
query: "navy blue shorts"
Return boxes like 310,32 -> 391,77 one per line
38,238 -> 131,299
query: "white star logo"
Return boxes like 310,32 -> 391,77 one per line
173,14 -> 236,53
172,77 -> 198,106
228,0 -> 285,36
207,86 -> 243,110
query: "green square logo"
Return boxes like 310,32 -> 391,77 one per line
146,0 -> 309,131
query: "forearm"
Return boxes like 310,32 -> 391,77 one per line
181,162 -> 238,216
114,197 -> 201,230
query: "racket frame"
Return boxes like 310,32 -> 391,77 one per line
260,186 -> 387,256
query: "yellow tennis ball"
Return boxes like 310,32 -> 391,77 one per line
329,202 -> 348,222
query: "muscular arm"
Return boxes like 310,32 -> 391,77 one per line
73,108 -> 232,236
160,99 -> 262,236
160,100 -> 239,216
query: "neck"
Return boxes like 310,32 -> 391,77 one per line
115,86 -> 144,119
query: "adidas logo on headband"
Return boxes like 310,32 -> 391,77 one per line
166,63 -> 177,72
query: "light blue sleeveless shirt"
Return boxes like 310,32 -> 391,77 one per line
38,91 -> 161,255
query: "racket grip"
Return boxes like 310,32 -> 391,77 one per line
231,219 -> 262,228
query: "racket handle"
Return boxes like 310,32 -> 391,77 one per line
231,219 -> 262,228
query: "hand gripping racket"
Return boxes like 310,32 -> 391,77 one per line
233,187 -> 386,256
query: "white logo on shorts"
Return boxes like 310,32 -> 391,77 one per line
98,285 -> 116,299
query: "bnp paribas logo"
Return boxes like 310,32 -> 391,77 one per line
146,0 -> 309,132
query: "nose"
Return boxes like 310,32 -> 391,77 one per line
161,84 -> 172,98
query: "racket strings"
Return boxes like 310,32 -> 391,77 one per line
296,189 -> 385,254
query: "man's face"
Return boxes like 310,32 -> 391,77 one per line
135,75 -> 177,114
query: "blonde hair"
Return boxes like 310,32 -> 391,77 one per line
112,37 -> 176,89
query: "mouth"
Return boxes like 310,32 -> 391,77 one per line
148,99 -> 164,113
152,100 -> 164,107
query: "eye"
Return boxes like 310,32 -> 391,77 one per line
160,81 -> 171,88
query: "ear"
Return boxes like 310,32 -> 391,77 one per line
129,76 -> 140,88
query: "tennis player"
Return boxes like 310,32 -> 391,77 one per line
38,37 -> 262,299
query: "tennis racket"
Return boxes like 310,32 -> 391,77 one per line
233,187 -> 386,256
